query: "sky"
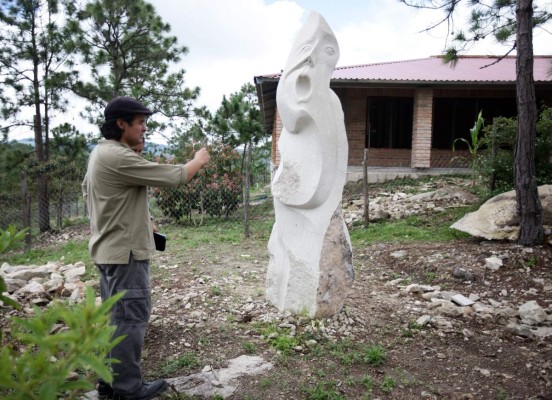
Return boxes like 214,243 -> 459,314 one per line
149,0 -> 552,113
7,0 -> 552,143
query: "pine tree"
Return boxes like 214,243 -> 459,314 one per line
401,0 -> 551,245
0,0 -> 77,232
68,0 -> 199,133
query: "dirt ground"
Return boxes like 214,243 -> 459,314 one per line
136,180 -> 552,400
4,178 -> 551,399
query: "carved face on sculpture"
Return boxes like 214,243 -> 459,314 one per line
273,11 -> 345,209
283,12 -> 339,80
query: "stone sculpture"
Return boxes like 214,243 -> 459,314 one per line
266,11 -> 354,318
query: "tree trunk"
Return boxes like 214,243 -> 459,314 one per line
31,11 -> 51,233
34,114 -> 51,233
514,0 -> 543,246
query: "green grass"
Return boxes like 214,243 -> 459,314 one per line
358,374 -> 374,391
361,344 -> 387,366
241,341 -> 257,354
210,286 -> 223,296
160,352 -> 201,375
349,204 -> 478,246
1,238 -> 93,269
380,376 -> 397,393
3,180 -> 479,270
302,380 -> 346,400
159,214 -> 272,260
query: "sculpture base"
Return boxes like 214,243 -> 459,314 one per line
266,207 -> 354,318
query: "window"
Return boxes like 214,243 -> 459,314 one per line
432,97 -> 517,149
366,97 -> 413,148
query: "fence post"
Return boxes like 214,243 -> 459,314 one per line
363,148 -> 369,227
20,171 -> 32,250
244,142 -> 252,238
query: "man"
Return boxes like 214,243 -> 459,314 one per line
130,138 -> 158,233
84,96 -> 210,400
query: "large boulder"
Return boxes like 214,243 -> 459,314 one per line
451,185 -> 552,241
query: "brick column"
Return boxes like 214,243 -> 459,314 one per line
270,108 -> 283,179
272,108 -> 282,165
411,88 -> 433,168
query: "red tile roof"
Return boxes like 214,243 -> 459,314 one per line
259,55 -> 552,83
333,55 -> 552,83
254,55 -> 552,135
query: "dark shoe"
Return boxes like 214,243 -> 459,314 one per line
113,379 -> 168,400
97,380 -> 114,400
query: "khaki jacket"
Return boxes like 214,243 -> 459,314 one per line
83,140 -> 187,264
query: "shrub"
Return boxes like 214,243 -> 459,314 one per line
453,110 -> 484,187
0,288 -> 124,399
0,224 -> 28,254
0,224 -> 29,310
152,142 -> 243,222
477,106 -> 552,193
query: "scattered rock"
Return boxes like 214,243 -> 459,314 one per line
452,267 -> 475,281
2,261 -> 90,307
343,186 -> 479,226
485,257 -> 503,271
519,301 -> 547,325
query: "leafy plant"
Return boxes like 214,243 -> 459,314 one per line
424,271 -> 437,283
0,288 -> 124,399
0,277 -> 20,311
525,256 -> 538,269
0,224 -> 30,311
258,323 -> 300,355
210,286 -> 222,296
328,339 -> 356,366
476,106 -> 552,193
0,224 -> 28,254
400,321 -> 422,338
497,387 -> 508,400
453,110 -> 484,187
269,334 -> 299,355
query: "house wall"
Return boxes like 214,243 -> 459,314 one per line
343,88 -> 416,166
343,88 -> 367,166
432,149 -> 470,168
269,85 -> 529,169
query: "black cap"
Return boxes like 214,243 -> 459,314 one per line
104,96 -> 153,120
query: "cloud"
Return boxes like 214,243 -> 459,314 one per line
154,0 -> 545,111
152,0 -> 306,110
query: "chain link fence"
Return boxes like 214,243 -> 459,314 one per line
0,158 -> 271,249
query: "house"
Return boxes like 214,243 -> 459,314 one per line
254,55 -> 552,178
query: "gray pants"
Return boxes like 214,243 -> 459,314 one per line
97,253 -> 151,395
